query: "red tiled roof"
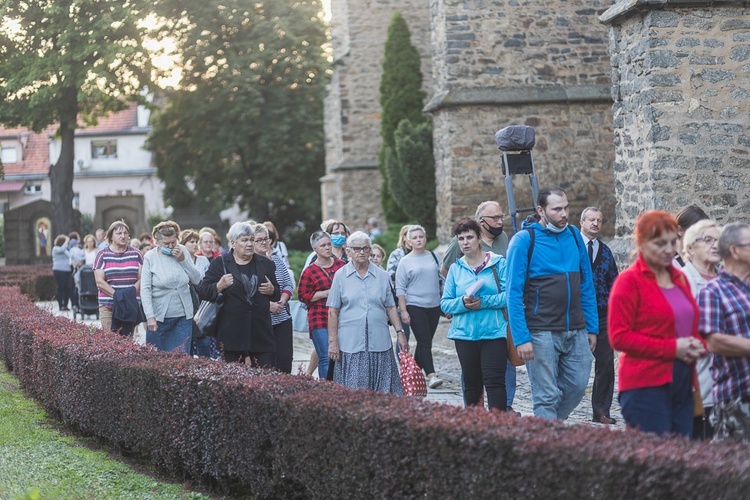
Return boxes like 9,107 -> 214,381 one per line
0,103 -> 147,176
0,125 -> 55,176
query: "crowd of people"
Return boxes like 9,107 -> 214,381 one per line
49,192 -> 750,443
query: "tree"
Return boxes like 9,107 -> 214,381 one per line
146,0 -> 328,248
0,0 -> 155,234
385,119 -> 436,237
378,12 -> 427,225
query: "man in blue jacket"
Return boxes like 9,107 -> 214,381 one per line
506,186 -> 598,420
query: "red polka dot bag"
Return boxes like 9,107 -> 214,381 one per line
399,351 -> 427,397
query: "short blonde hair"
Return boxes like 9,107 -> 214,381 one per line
152,221 -> 181,242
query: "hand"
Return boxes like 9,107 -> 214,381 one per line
259,276 -> 274,296
269,301 -> 283,314
217,273 -> 234,292
171,246 -> 185,261
676,337 -> 706,363
463,295 -> 481,310
397,331 -> 409,353
517,342 -> 534,361
147,317 -> 158,332
588,334 -> 597,352
329,339 -> 340,362
400,311 -> 411,325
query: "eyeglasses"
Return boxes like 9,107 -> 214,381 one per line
350,246 -> 371,253
481,215 -> 505,222
735,242 -> 750,248
255,237 -> 270,244
695,236 -> 718,246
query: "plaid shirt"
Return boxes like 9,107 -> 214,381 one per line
298,259 -> 345,332
698,269 -> 750,402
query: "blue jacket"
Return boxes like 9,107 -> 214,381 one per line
506,223 -> 598,346
441,253 -> 507,341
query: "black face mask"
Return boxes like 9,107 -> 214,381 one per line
482,220 -> 504,237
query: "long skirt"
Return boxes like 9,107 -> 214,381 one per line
334,322 -> 404,396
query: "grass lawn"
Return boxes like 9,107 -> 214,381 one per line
0,364 -> 209,499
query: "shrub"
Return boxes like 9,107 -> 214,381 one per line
1,286 -> 750,497
0,265 -> 55,301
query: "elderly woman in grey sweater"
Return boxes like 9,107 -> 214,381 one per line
141,221 -> 202,353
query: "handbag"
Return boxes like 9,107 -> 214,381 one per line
491,265 -> 524,367
399,351 -> 427,397
193,256 -> 227,337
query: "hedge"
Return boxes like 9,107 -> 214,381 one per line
1,286 -> 750,497
0,265 -> 55,301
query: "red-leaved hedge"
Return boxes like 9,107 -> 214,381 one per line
1,286 -> 750,497
0,265 -> 55,301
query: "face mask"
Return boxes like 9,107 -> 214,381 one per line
331,234 -> 346,248
485,225 -> 504,237
546,222 -> 567,234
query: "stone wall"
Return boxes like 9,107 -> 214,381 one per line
603,1 -> 750,242
429,0 -> 617,242
323,0 -> 433,227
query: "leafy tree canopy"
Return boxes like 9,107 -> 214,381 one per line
146,0 -> 328,248
0,0 -> 156,233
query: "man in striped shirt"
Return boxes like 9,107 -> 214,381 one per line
698,222 -> 750,443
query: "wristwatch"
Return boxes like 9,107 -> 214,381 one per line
396,329 -> 405,334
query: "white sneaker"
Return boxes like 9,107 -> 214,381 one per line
428,376 -> 443,389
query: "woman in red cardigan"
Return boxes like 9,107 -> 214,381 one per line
609,211 -> 706,437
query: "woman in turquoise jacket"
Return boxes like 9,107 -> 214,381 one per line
441,219 -> 508,411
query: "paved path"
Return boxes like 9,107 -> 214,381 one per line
38,301 -> 624,430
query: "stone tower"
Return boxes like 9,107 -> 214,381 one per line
322,0 -> 432,229
325,0 -> 617,240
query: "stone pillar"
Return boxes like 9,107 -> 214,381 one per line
428,0 -> 616,243
601,1 -> 750,249
323,0 -> 432,230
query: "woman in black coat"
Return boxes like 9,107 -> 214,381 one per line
198,221 -> 280,366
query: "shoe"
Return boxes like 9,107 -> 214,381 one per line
507,406 -> 522,417
592,415 -> 617,425
427,376 -> 443,389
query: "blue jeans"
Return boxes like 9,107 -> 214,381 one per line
525,329 -> 593,420
311,328 -> 330,380
191,335 -> 220,359
146,317 -> 192,354
506,361 -> 517,407
619,360 -> 693,437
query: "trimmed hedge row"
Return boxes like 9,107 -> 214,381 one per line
1,286 -> 750,497
0,265 -> 55,301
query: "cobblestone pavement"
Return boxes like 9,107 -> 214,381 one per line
42,301 -> 624,430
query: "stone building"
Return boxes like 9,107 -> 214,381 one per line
324,0 -> 617,240
602,0 -> 750,248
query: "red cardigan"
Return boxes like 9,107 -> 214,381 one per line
608,254 -> 706,392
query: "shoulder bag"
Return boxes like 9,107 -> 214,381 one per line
194,256 -> 227,337
491,264 -> 523,367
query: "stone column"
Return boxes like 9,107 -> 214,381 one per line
601,1 -> 750,257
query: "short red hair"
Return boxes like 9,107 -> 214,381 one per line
634,210 -> 679,247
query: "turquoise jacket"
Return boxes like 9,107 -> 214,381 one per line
440,252 -> 508,341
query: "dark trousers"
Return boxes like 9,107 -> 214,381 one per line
53,270 -> 71,309
455,338 -> 508,411
619,360 -> 693,437
274,318 -> 293,373
592,309 -> 615,419
407,305 -> 441,375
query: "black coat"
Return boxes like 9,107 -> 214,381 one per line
197,251 -> 280,353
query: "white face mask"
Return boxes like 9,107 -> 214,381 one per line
546,222 -> 567,234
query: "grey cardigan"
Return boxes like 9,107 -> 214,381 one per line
141,244 -> 202,321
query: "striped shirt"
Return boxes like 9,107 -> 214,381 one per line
698,269 -> 750,402
94,246 -> 143,308
270,252 -> 293,326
